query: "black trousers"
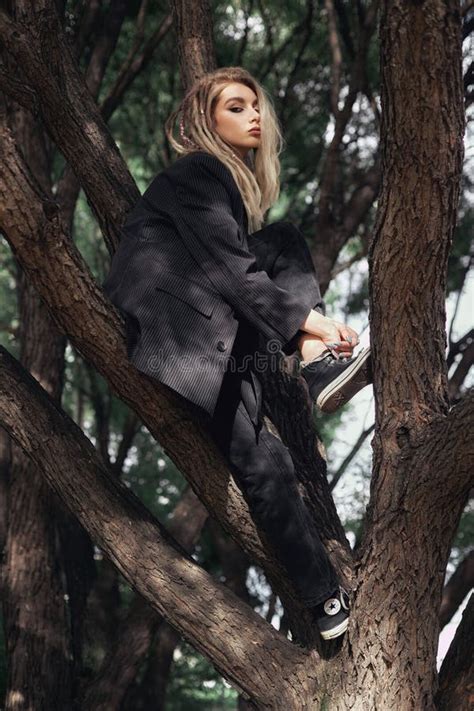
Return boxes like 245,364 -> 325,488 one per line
202,220 -> 340,607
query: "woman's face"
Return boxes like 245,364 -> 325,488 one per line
212,82 -> 261,159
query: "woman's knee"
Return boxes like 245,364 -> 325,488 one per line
274,220 -> 302,240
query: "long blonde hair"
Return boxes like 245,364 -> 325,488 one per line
164,67 -> 284,233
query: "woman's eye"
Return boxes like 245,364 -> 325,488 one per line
229,107 -> 259,113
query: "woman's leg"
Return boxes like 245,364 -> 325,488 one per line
247,221 -> 329,359
204,358 -> 340,607
247,219 -> 371,413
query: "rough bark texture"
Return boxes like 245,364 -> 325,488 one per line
439,551 -> 474,629
1,97 -> 74,709
82,486 -> 208,710
356,1 -> 468,708
2,280 -> 82,711
436,593 -> 474,711
171,0 -> 217,88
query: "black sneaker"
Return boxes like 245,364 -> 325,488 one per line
312,586 -> 351,640
300,346 -> 372,413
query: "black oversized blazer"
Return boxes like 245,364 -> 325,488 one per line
102,151 -> 311,418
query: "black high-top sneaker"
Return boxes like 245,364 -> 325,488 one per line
300,346 -> 372,413
312,586 -> 351,640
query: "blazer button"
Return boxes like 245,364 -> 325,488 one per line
217,340 -> 226,352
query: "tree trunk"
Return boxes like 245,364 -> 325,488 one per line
355,0 -> 467,707
2,283 -> 74,710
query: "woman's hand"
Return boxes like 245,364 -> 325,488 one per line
325,320 -> 359,356
300,310 -> 359,357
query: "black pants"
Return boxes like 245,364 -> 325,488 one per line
203,220 -> 340,607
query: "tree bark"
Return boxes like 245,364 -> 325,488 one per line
355,1 -> 467,707
439,551 -> 474,629
436,593 -> 474,711
1,89 -> 74,709
0,6 -> 139,253
2,280 -> 74,709
82,486 -> 208,710
171,0 -> 217,88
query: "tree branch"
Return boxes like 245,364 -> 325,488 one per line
439,550 -> 474,629
0,344 -> 312,705
325,0 -> 343,117
0,7 -> 138,252
435,593 -> 474,710
333,0 -> 355,58
82,485 -> 209,710
317,0 -> 380,226
329,423 -> 374,492
448,328 -> 474,369
83,0 -> 128,100
449,336 -> 474,401
100,11 -> 173,122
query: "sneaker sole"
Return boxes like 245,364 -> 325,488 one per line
316,347 -> 372,414
320,616 -> 349,640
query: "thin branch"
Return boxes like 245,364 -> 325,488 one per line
0,6 -> 139,253
278,0 -> 314,122
330,248 -> 366,278
100,11 -> 173,122
439,551 -> 474,629
83,0 -> 128,100
317,1 -> 380,226
448,336 -> 474,401
333,0 -> 355,58
435,593 -> 474,710
329,423 -> 375,491
325,0 -> 343,117
447,255 -> 473,348
461,0 -> 474,18
111,410 -> 141,477
447,328 -> 474,369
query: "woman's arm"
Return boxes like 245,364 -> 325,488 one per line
159,152 -> 335,348
301,309 -> 359,347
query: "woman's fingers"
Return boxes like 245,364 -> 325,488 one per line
337,324 -> 359,347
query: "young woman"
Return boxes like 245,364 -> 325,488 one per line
103,66 -> 372,641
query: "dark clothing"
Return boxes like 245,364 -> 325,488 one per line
221,219 -> 326,439
102,151 -> 339,607
102,151 -> 312,417
201,220 -> 339,607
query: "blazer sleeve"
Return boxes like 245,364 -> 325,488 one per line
167,153 -> 312,347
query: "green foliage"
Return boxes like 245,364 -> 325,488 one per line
0,239 -> 19,358
451,502 -> 474,565
166,641 -> 237,710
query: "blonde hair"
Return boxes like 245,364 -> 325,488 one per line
164,67 -> 284,233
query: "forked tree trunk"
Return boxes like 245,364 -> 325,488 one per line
344,0 -> 467,707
